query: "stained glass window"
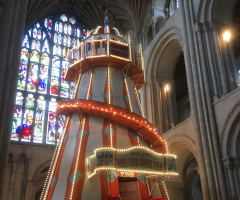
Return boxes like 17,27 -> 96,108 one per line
11,14 -> 84,144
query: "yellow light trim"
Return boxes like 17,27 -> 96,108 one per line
42,118 -> 70,200
86,72 -> 93,100
128,34 -> 132,62
88,168 -> 178,179
74,74 -> 82,99
110,123 -> 113,147
109,39 -> 128,46
56,101 -> 167,146
131,81 -> 145,118
162,181 -> 169,200
108,66 -> 111,104
90,39 -> 107,42
139,44 -> 145,81
124,78 -> 133,112
68,58 -> 84,68
86,55 -> 107,59
107,34 -> 110,58
70,118 -> 86,200
137,135 -> 140,146
92,146 -> 176,158
110,54 -> 129,61
92,36 -> 94,56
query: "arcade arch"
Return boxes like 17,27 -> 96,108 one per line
143,28 -> 189,133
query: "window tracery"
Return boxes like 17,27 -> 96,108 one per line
11,14 -> 86,144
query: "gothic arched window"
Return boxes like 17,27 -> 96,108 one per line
11,14 -> 87,145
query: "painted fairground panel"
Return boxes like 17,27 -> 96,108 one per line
11,14 -> 86,144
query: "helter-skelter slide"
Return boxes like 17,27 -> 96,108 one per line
41,10 -> 177,200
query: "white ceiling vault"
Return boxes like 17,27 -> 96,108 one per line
25,0 -> 158,41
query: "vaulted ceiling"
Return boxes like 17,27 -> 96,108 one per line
26,0 -> 150,37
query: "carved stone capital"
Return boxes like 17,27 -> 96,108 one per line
12,156 -> 19,163
222,157 -> 234,169
193,22 -> 203,33
208,21 -> 221,31
202,22 -> 211,31
234,156 -> 240,168
178,39 -> 184,50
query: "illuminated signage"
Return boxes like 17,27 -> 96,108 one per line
88,147 -> 177,178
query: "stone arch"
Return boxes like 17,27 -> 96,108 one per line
165,134 -> 200,199
167,134 -> 197,158
221,100 -> 240,158
32,160 -> 51,181
32,160 -> 51,200
198,0 -> 238,23
144,26 -> 183,81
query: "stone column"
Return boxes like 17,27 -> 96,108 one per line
0,0 -> 16,151
223,157 -> 237,199
203,22 -> 219,99
142,28 -> 149,50
210,23 -> 229,95
0,0 -> 28,198
227,41 -> 239,88
221,35 -> 235,91
160,81 -> 169,132
195,22 -> 228,200
234,157 -> 240,198
25,180 -> 36,200
153,78 -> 164,133
169,81 -> 178,127
7,156 -> 18,200
165,181 -> 185,200
151,17 -> 157,38
21,157 -> 30,200
179,0 -> 212,199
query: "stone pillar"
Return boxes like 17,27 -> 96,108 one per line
7,156 -> 18,200
165,181 -> 185,200
142,28 -> 149,50
25,180 -> 36,200
0,0 -> 16,151
151,17 -> 157,38
234,157 -> 240,198
223,157 -> 237,199
227,41 -> 239,88
195,22 -> 228,200
203,22 -> 219,99
210,23 -> 229,95
152,79 -> 164,133
0,1 -> 3,17
169,82 -> 178,127
21,157 -> 30,200
0,0 -> 28,198
160,81 -> 169,132
221,35 -> 235,91
179,0 -> 212,199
